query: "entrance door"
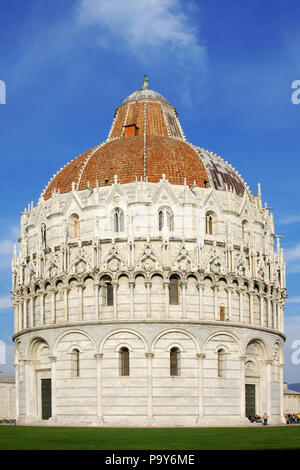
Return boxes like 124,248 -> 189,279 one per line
245,384 -> 255,417
41,378 -> 52,420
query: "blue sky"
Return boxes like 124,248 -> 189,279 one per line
0,0 -> 299,383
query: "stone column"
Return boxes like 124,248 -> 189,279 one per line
264,359 -> 273,418
279,362 -> 284,422
239,356 -> 246,420
267,295 -> 272,328
23,297 -> 28,329
39,291 -> 45,325
14,362 -> 19,419
63,285 -> 70,322
95,353 -> 103,424
23,359 -> 35,419
259,294 -> 264,327
238,288 -> 244,323
112,281 -> 119,319
181,281 -> 187,319
144,280 -> 151,318
19,301 -> 23,331
197,353 -> 205,423
13,302 -> 18,333
249,289 -> 254,324
50,288 -> 57,324
50,356 -> 57,422
226,286 -> 232,321
164,280 -> 169,319
93,281 -> 100,320
129,280 -> 135,319
214,285 -> 219,321
77,283 -> 84,321
198,281 -> 204,320
145,353 -> 154,424
29,294 -> 35,328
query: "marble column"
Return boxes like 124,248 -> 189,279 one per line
129,280 -> 135,319
238,288 -> 244,323
39,291 -> 45,325
23,297 -> 28,329
198,281 -> 204,320
50,356 -> 57,421
78,283 -> 85,321
145,352 -> 154,424
197,353 -> 205,423
93,281 -> 100,320
181,281 -> 187,319
112,281 -> 119,319
259,294 -> 264,327
50,288 -> 57,324
239,356 -> 246,419
145,281 -> 152,318
63,285 -> 70,322
95,353 -> 103,424
214,285 -> 219,321
164,280 -> 169,319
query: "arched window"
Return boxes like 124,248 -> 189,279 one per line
219,306 -> 225,321
217,349 -> 226,377
205,213 -> 214,235
71,348 -> 80,377
159,210 -> 163,231
106,282 -> 113,306
102,276 -> 113,306
170,347 -> 180,376
113,207 -> 124,233
158,207 -> 174,231
119,347 -> 129,376
69,214 -> 80,238
169,275 -> 180,305
242,220 -> 249,242
41,223 -> 46,248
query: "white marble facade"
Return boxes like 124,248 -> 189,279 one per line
12,174 -> 286,426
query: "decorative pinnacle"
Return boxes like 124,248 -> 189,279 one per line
142,74 -> 149,90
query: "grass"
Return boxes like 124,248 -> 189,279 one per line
0,425 -> 299,450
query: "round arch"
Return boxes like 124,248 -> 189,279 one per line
99,328 -> 148,355
150,328 -> 200,355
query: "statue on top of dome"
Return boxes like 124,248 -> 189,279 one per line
142,75 -> 149,90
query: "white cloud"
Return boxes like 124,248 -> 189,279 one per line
285,242 -> 300,263
0,296 -> 11,309
279,215 -> 300,225
77,0 -> 202,51
76,0 -> 207,105
0,240 -> 14,256
286,296 -> 300,304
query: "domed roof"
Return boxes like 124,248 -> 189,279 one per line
42,77 -> 248,200
122,75 -> 170,106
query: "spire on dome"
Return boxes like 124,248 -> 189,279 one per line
141,75 -> 149,90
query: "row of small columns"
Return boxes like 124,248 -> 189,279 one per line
16,354 -> 284,424
13,280 -> 284,334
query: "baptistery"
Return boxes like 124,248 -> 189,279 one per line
12,77 -> 286,426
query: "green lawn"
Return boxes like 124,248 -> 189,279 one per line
0,425 -> 299,450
